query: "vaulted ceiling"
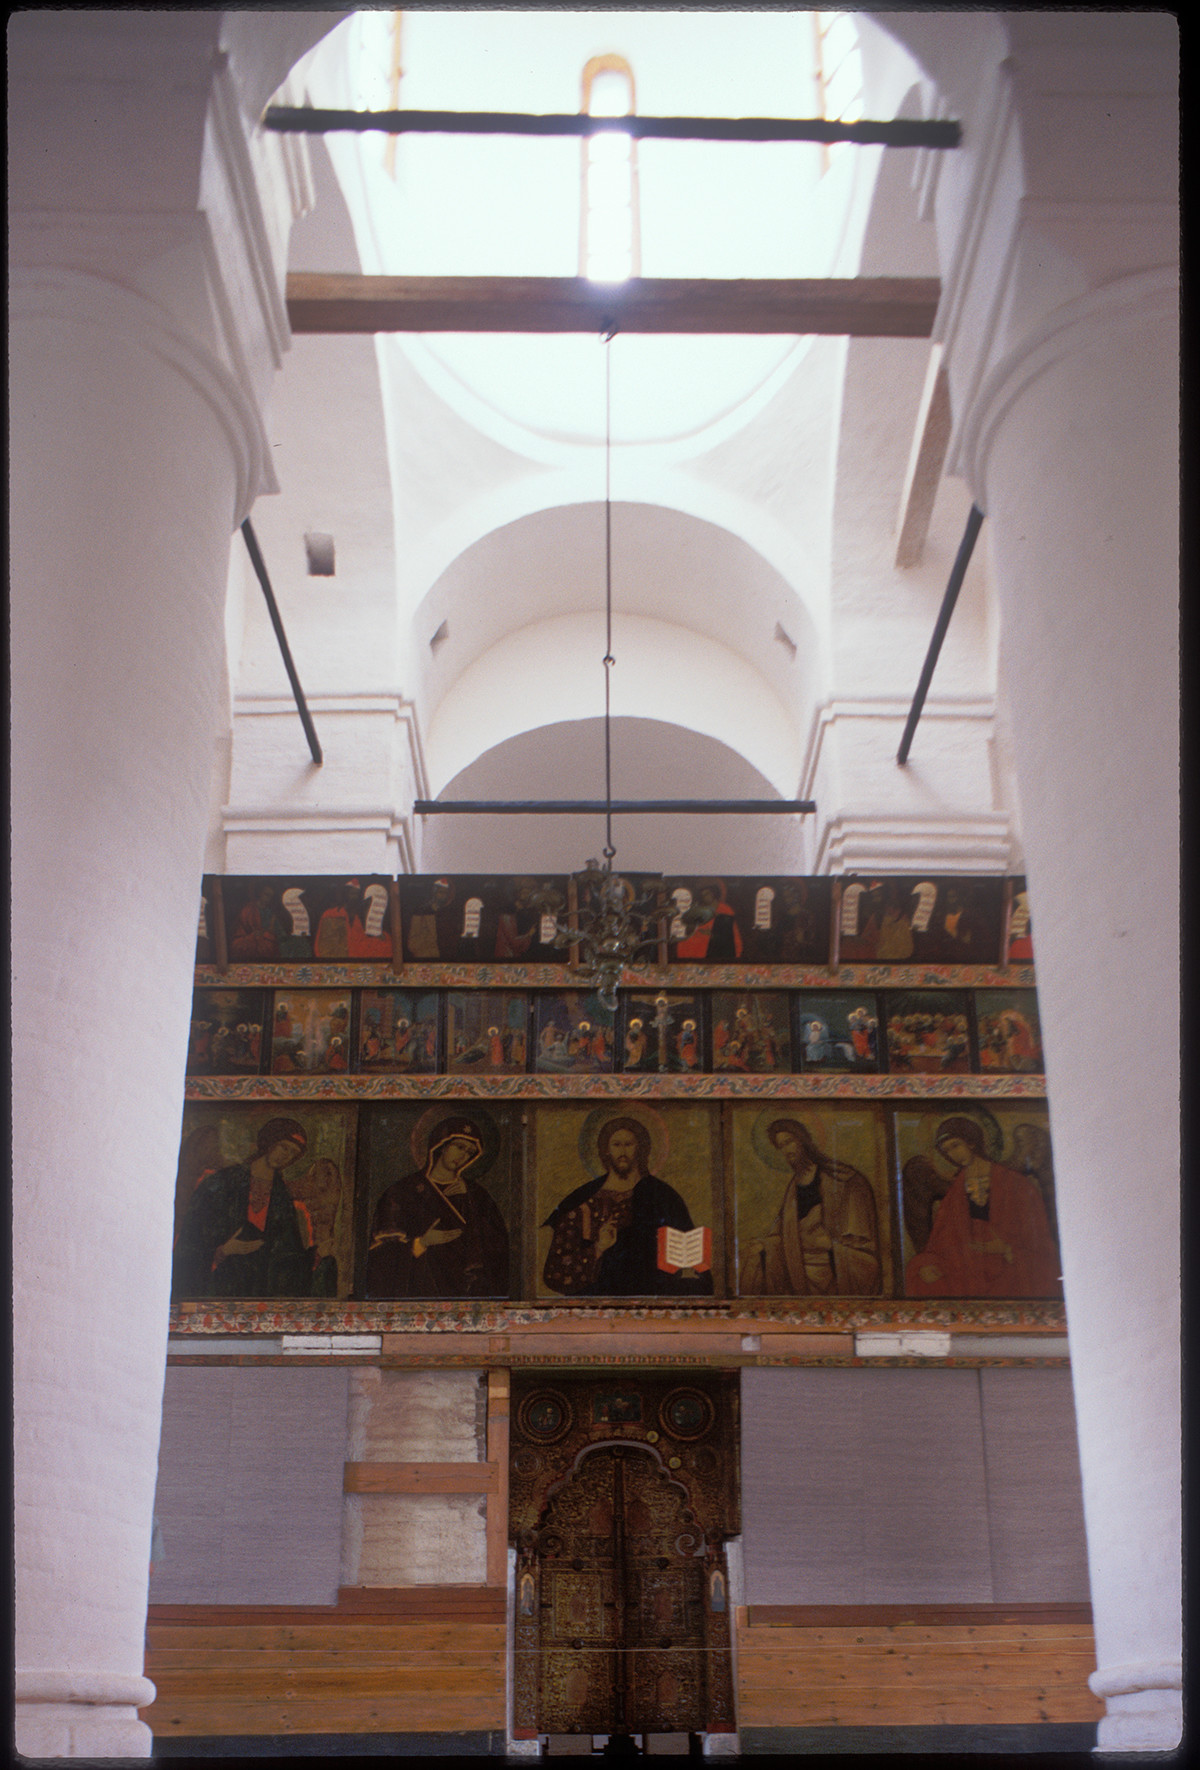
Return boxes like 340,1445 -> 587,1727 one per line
235,9 -> 995,876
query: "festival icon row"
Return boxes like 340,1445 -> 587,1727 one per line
186,985 -> 1044,1078
172,1098 -> 1060,1306
198,873 -> 1034,969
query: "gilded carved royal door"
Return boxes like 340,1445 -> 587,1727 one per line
510,1376 -> 738,1742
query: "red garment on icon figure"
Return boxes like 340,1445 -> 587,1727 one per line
905,1164 -> 1060,1297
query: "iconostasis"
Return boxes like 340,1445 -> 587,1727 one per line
176,872 -> 1054,1320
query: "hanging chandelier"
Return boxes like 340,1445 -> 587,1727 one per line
544,332 -> 663,1010
411,331 -> 817,995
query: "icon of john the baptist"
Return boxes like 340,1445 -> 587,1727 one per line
365,1114 -> 509,1298
739,1116 -> 882,1297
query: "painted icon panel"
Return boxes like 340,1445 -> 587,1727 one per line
196,881 -> 217,965
838,877 -> 1004,964
661,877 -> 746,963
400,875 -> 567,962
661,875 -> 832,964
224,876 -> 315,961
792,991 -> 880,1072
1006,877 -> 1035,963
267,989 -> 353,1075
974,989 -> 1043,1073
727,876 -> 832,965
711,992 -> 792,1073
447,991 -> 530,1074
357,988 -> 440,1073
172,1102 -> 357,1300
223,876 -> 393,963
187,988 -> 269,1074
493,876 -> 570,962
400,875 -> 496,962
619,992 -> 705,1074
306,878 -> 395,960
534,992 -> 616,1073
883,990 -> 971,1074
732,1102 -> 890,1298
895,1102 -> 1061,1299
357,1102 -> 518,1300
535,1103 -> 719,1299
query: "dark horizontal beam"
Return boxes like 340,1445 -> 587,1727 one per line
413,800 -> 815,816
264,106 -> 961,150
286,274 -> 940,338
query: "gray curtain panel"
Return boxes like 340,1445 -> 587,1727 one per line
150,1365 -> 349,1605
979,1366 -> 1091,1602
741,1365 -> 1092,1607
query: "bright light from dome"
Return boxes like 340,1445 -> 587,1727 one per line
583,59 -> 636,283
319,10 -> 895,448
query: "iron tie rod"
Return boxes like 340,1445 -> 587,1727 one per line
264,107 -> 961,150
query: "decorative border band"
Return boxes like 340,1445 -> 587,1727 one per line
194,962 -> 1036,990
185,1071 -> 1047,1101
169,1299 -> 1067,1334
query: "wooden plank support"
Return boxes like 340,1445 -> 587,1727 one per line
151,1591 -> 505,1623
343,1461 -> 499,1494
141,1695 -> 505,1737
335,1586 -> 507,1617
286,273 -> 941,338
486,1368 -> 510,1588
894,344 -> 953,568
379,1322 -> 857,1363
733,1603 -> 1103,1730
142,1603 -> 509,1737
744,1601 -> 1094,1628
149,1621 -> 506,1651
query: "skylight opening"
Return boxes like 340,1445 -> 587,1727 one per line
580,56 -> 640,284
351,9 -> 404,176
353,9 -> 395,114
813,11 -> 864,171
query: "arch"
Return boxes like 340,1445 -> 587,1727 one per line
396,448 -> 834,650
425,613 -> 803,802
418,718 -> 812,876
219,11 -> 350,119
411,501 -> 827,738
544,1435 -> 687,1513
581,53 -> 638,113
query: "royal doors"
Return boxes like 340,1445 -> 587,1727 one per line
510,1374 -> 739,1743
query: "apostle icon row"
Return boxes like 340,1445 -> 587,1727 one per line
171,1098 -> 1061,1305
200,873 -> 1035,969
186,985 -> 1044,1078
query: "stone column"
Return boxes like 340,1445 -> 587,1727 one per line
8,12 -> 326,1755
9,262 -> 267,1758
914,14 -> 1180,1748
964,273 -> 1180,1752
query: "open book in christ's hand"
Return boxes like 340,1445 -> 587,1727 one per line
657,1225 -> 712,1274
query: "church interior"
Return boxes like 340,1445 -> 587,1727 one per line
9,8 -> 1180,1761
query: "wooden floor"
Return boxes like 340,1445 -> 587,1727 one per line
141,1587 -> 506,1738
734,1603 -> 1104,1729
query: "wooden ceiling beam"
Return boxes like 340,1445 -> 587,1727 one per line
285,273 -> 941,338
